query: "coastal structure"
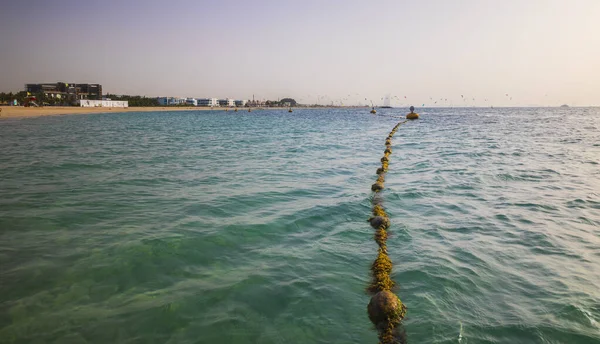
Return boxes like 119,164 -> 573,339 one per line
78,99 -> 128,108
235,100 -> 248,107
218,98 -> 235,107
197,98 -> 219,107
156,96 -> 249,107
157,97 -> 186,106
247,99 -> 266,107
25,82 -> 102,100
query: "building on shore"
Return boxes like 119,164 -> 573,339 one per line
156,96 -> 248,108
235,100 -> 248,107
247,100 -> 266,107
78,99 -> 128,108
197,98 -> 219,107
218,98 -> 235,107
157,97 -> 186,106
25,82 -> 102,100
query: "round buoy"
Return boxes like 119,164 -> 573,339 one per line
406,113 -> 419,120
367,291 -> 406,328
371,182 -> 384,192
368,215 -> 390,229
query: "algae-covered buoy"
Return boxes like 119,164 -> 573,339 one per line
371,182 -> 384,192
368,215 -> 390,229
367,291 -> 406,328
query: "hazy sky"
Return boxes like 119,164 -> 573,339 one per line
1,0 -> 599,106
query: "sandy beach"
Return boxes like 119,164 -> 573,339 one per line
0,106 -> 231,119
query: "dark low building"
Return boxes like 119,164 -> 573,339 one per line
25,82 -> 102,100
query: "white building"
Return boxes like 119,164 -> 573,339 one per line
186,98 -> 198,106
197,98 -> 219,107
235,100 -> 248,107
157,97 -> 186,106
78,99 -> 128,108
218,98 -> 235,107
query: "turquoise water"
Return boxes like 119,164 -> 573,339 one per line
1,108 -> 599,344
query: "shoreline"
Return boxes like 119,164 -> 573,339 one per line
0,106 -> 362,119
0,106 -> 240,119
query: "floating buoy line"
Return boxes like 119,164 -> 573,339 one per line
366,118 -> 412,344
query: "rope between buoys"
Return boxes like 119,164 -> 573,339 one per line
367,120 -> 409,344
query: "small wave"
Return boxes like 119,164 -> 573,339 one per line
578,306 -> 599,329
566,198 -> 600,209
495,173 -> 553,182
512,202 -> 559,212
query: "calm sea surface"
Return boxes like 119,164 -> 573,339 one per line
1,108 -> 599,344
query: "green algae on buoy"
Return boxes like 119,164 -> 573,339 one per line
371,182 -> 384,192
367,290 -> 406,328
368,215 -> 390,229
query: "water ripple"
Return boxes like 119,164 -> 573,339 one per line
1,108 -> 599,343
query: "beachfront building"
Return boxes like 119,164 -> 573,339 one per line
247,99 -> 266,107
197,98 -> 219,107
25,82 -> 102,100
186,98 -> 198,106
78,99 -> 128,108
157,97 -> 186,106
235,100 -> 248,107
218,98 -> 235,107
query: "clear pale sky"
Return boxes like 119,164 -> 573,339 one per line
1,0 -> 599,106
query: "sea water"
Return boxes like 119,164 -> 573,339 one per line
1,108 -> 599,343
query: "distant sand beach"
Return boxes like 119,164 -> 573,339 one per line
0,106 -> 229,119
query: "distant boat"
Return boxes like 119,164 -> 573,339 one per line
381,94 -> 392,108
560,104 -> 569,108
